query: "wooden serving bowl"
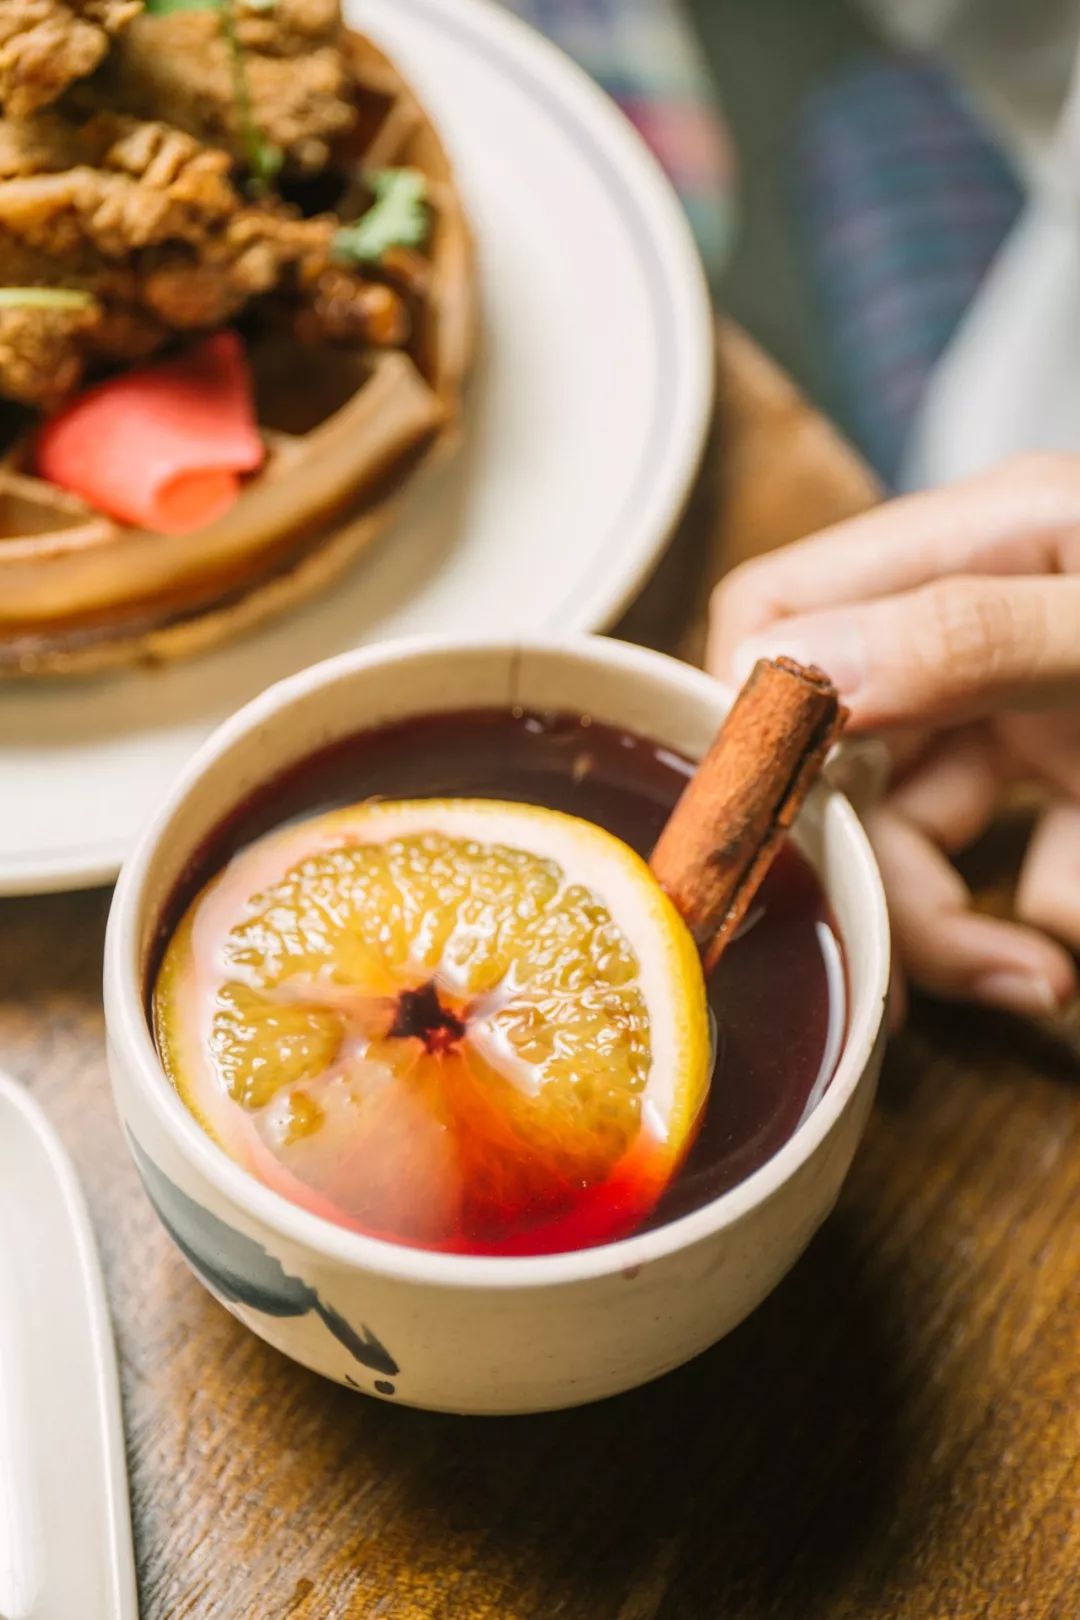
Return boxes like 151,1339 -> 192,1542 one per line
0,32 -> 476,677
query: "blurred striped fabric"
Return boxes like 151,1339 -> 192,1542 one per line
501,0 -> 735,282
795,56 -> 1023,484
498,9 -> 1024,488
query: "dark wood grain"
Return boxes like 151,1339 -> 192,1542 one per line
2,327 -> 1078,1620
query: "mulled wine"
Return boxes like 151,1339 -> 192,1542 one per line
153,708 -> 845,1252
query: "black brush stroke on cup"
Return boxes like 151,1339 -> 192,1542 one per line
131,1137 -> 399,1381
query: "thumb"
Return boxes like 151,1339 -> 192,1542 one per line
732,576 -> 1080,729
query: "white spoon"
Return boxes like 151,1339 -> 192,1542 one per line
0,1072 -> 138,1620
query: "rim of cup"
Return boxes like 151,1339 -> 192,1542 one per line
105,633 -> 890,1292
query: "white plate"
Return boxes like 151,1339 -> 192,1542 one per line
0,1074 -> 138,1619
0,0 -> 714,894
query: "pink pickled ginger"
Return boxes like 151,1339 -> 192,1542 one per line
36,331 -> 265,535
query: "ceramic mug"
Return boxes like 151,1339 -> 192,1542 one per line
104,635 -> 890,1414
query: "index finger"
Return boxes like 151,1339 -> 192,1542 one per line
708,453 -> 1080,678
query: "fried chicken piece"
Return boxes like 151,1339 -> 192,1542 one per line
0,0 -> 141,117
99,0 -> 355,174
0,298 -> 100,401
0,109 -> 290,404
0,110 -> 242,257
296,264 -> 409,348
0,108 -> 405,408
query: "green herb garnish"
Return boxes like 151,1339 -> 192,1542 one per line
216,0 -> 281,194
144,0 -> 281,195
333,170 -> 429,265
0,288 -> 98,310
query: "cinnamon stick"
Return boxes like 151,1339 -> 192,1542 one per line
650,657 -> 846,972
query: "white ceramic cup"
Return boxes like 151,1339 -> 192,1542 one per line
104,635 -> 890,1414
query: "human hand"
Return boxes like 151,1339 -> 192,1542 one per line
707,455 -> 1080,1023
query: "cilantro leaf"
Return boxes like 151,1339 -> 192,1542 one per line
145,0 -> 279,11
143,0 -> 218,13
0,288 -> 98,311
333,170 -> 429,265
248,138 -> 283,190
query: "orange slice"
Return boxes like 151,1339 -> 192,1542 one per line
154,800 -> 710,1255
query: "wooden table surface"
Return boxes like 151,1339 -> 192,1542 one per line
3,326 -> 1078,1619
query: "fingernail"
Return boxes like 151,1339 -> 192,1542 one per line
971,971 -> 1061,1018
732,613 -> 867,696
